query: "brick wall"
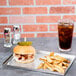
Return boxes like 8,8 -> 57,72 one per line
0,0 -> 76,38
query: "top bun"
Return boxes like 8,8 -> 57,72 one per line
13,45 -> 35,54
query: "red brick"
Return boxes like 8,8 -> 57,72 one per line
49,24 -> 58,31
21,33 -> 34,38
23,7 -> 47,14
36,0 -> 61,5
0,34 -> 3,38
36,16 -> 61,23
23,25 -> 48,32
0,25 -> 13,32
63,0 -> 76,4
0,8 -> 21,15
0,17 -> 7,24
50,6 -> 75,14
9,0 -> 34,5
37,33 -> 58,37
63,15 -> 76,22
9,16 -> 35,24
0,0 -> 6,6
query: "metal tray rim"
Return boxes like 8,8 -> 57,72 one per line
3,50 -> 76,76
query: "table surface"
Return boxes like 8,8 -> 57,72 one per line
0,37 -> 76,76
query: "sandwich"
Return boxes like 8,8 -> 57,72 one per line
13,41 -> 35,63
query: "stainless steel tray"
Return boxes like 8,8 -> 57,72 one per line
3,50 -> 76,76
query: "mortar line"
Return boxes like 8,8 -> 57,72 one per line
48,24 -> 50,32
21,8 -> 23,15
47,7 -> 50,14
21,31 -> 58,34
6,0 -> 9,6
34,0 -> 36,6
61,15 -> 63,19
75,6 -> 76,14
0,14 -> 75,16
34,33 -> 37,38
20,24 -> 23,33
7,15 -> 9,24
34,15 -> 37,23
61,0 -> 63,5
0,5 -> 76,7
0,23 -> 58,25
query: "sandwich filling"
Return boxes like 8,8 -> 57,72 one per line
14,53 -> 34,61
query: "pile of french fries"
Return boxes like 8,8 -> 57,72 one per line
37,52 -> 70,74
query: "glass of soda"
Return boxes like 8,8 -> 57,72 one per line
58,19 -> 74,51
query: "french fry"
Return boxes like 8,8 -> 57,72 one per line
54,65 -> 65,74
50,52 -> 54,56
59,63 -> 68,70
37,52 -> 70,74
62,66 -> 67,69
59,63 -> 62,66
39,58 -> 47,62
45,56 -> 53,63
37,63 -> 44,69
43,63 -> 47,69
55,55 -> 70,63
53,60 -> 62,65
45,62 -> 54,71
50,55 -> 70,63
64,60 -> 70,63
62,62 -> 69,67
50,56 -> 62,61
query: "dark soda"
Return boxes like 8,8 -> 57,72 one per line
58,24 -> 74,50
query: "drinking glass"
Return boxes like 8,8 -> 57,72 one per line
58,19 -> 74,51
